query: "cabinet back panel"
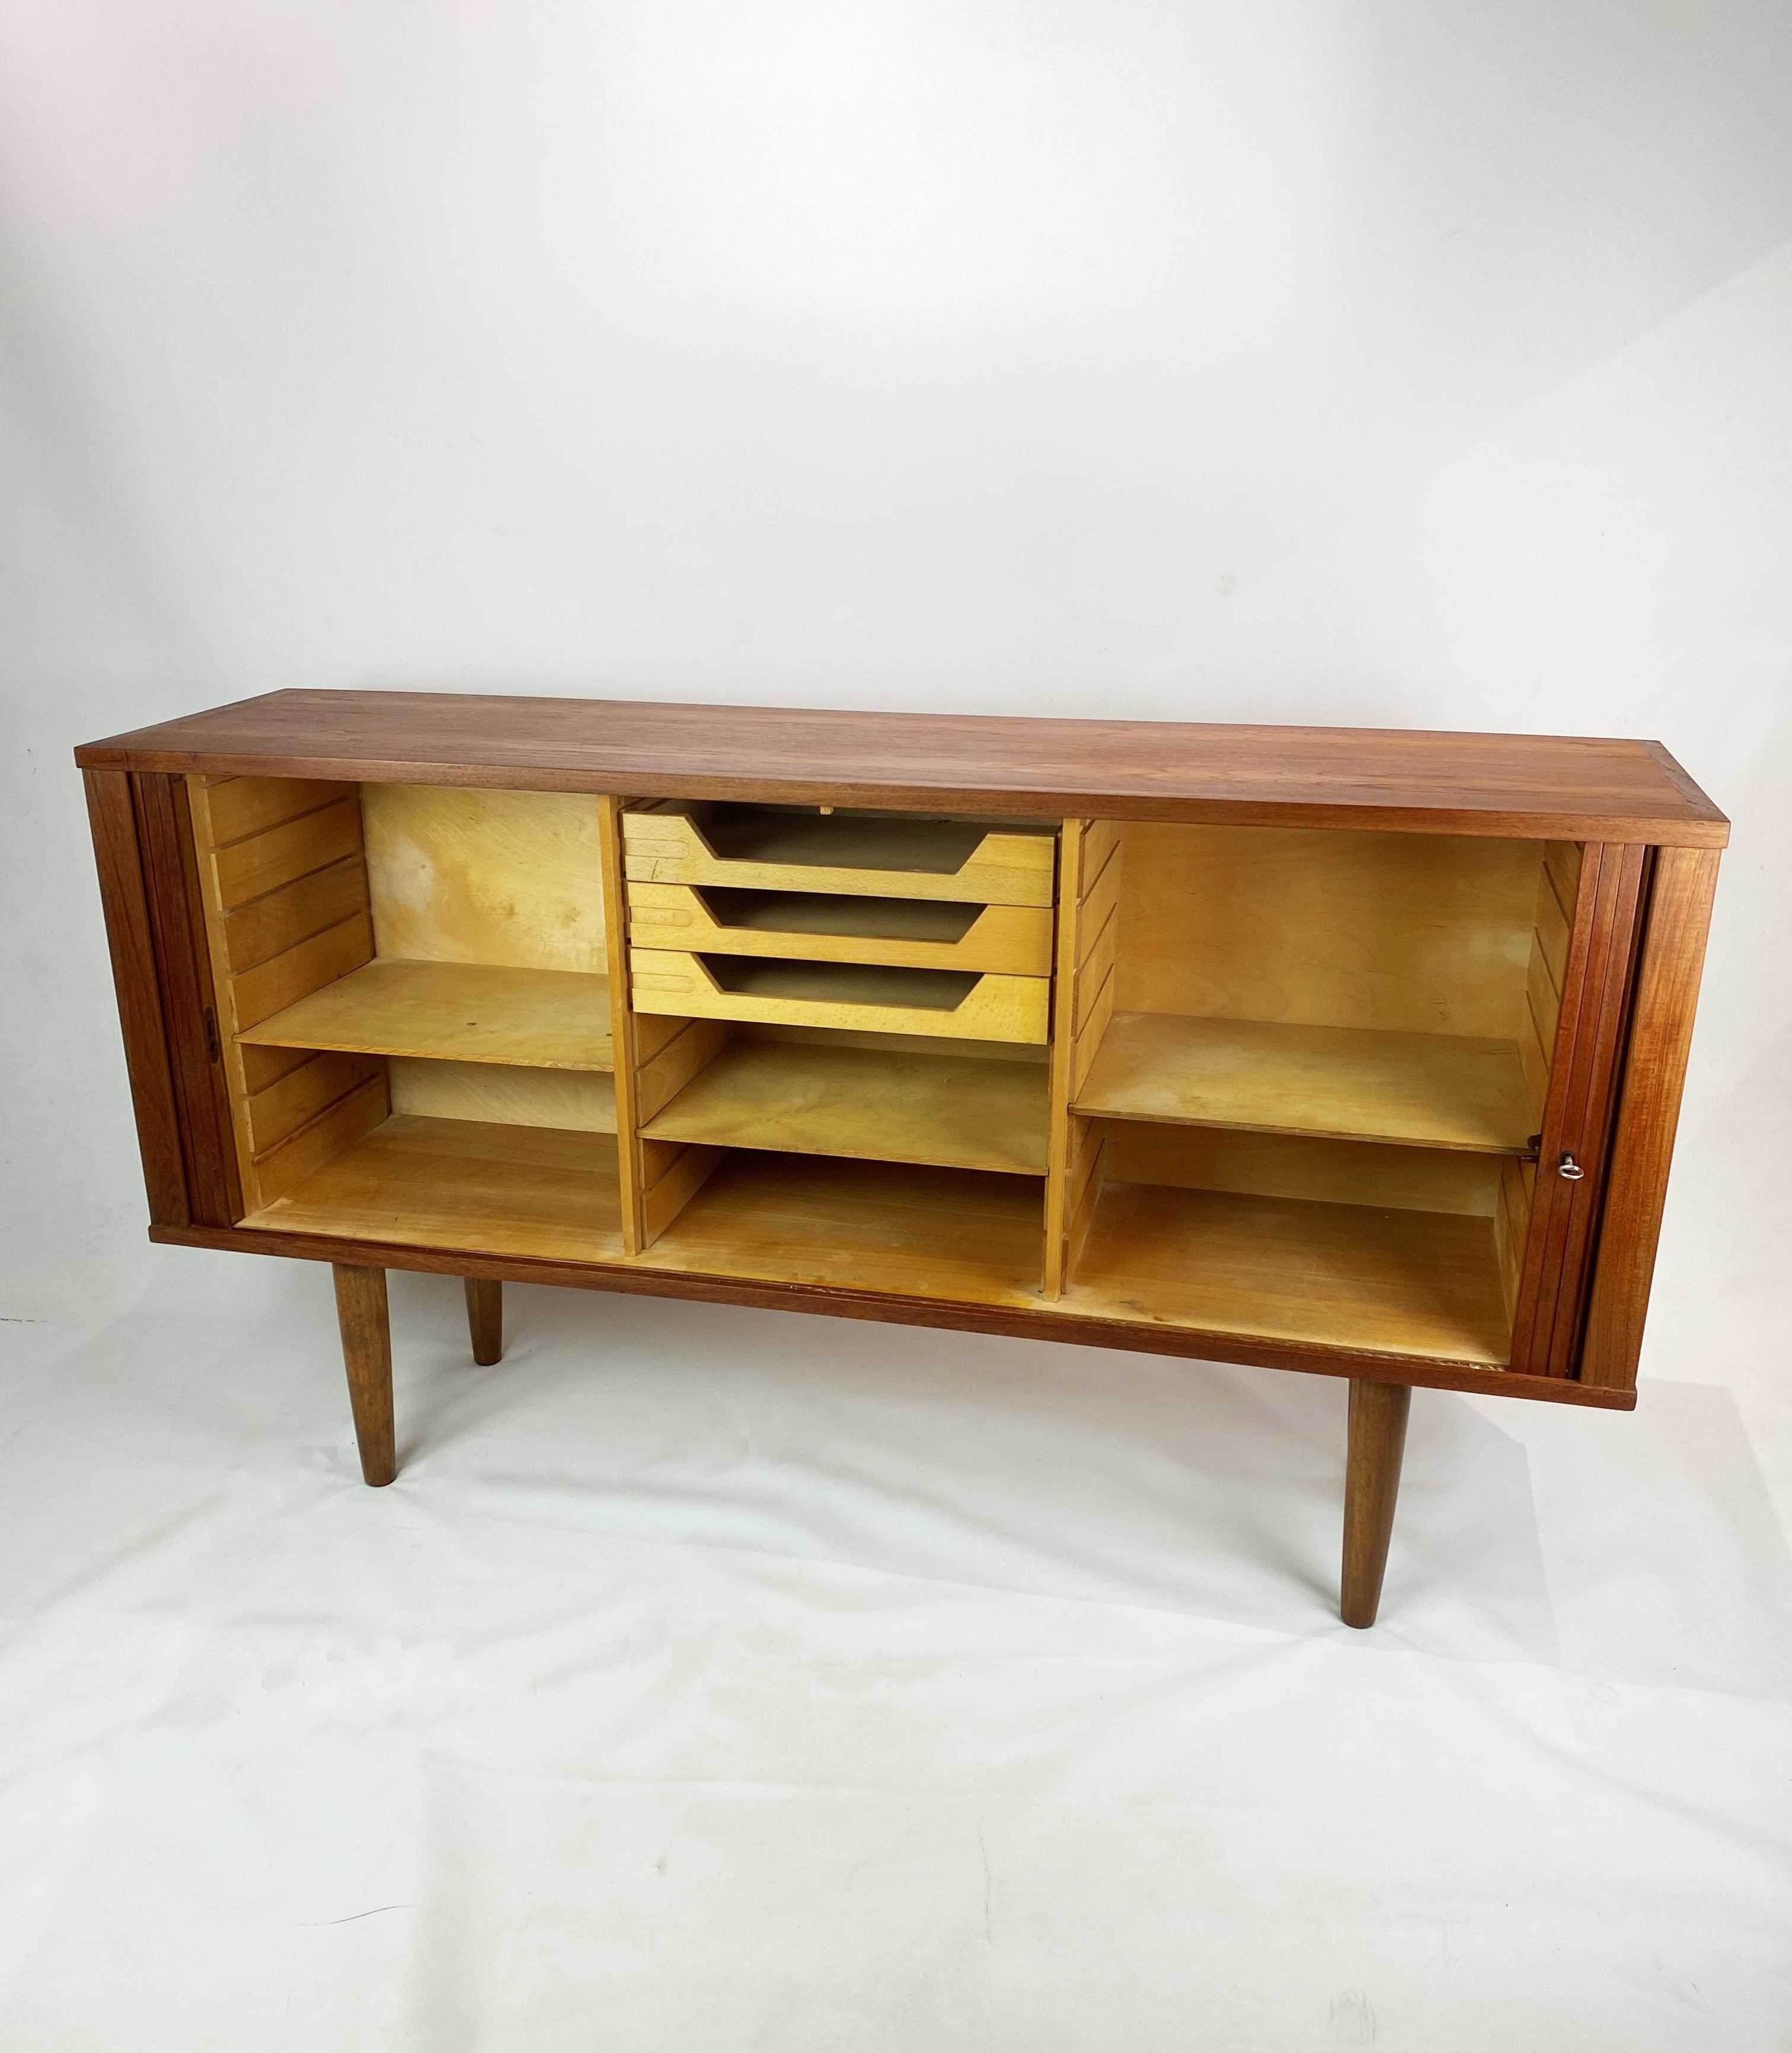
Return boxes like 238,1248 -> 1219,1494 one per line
389,1058 -> 618,1134
362,785 -> 606,973
1116,824 -> 1544,1038
1098,1119 -> 1501,1218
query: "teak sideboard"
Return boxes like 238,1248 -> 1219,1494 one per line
75,692 -> 1727,1625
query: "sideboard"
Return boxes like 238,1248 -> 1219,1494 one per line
75,692 -> 1726,1623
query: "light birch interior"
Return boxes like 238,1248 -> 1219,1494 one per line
187,779 -> 1582,1366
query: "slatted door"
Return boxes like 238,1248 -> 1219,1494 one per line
1508,842 -> 1651,1377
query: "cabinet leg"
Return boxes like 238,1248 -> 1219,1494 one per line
1340,1380 -> 1410,1627
464,1277 -> 503,1366
332,1264 -> 396,1487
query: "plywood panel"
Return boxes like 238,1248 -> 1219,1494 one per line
239,958 -> 613,1070
362,784 -> 606,973
635,1018 -> 731,1123
220,855 -> 369,974
1076,846 -> 1123,969
1494,1156 -> 1535,1326
1100,1121 -> 1502,1218
252,1075 -> 390,1207
1069,1184 -> 1510,1365
634,1152 -> 1046,1307
388,1059 -> 618,1134
1043,818 -> 1089,1298
225,912 -> 377,1033
205,777 -> 350,848
1074,1011 -> 1535,1153
244,1050 -> 383,1157
1116,824 -> 1543,1038
211,796 -> 364,909
642,1039 -> 1049,1175
244,1114 -> 624,1262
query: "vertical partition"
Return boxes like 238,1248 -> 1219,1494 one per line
599,795 -> 723,1253
1043,818 -> 1121,1296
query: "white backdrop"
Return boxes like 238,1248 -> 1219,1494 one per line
2,5 -> 1790,2047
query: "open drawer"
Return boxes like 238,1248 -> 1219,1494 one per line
627,881 -> 1054,976
623,801 -> 1058,907
630,949 -> 1051,1044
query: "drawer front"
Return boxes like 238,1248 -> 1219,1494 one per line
631,948 -> 1051,1045
627,881 -> 1054,976
623,802 -> 1058,908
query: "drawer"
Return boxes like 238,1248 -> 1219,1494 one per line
627,881 -> 1055,976
630,949 -> 1051,1045
623,801 -> 1058,907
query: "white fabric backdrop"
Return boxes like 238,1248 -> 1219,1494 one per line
2,5 -> 1790,2046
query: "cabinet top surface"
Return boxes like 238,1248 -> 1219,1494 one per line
75,689 -> 1728,843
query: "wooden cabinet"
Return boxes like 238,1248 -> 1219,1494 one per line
75,693 -> 1727,1622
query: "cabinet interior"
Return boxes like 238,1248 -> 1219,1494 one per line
188,781 -> 1579,1367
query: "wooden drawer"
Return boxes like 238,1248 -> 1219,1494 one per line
630,949 -> 1051,1044
627,881 -> 1054,976
624,801 -> 1058,907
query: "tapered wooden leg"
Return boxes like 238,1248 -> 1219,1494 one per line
464,1277 -> 503,1366
1340,1380 -> 1410,1627
333,1264 -> 396,1486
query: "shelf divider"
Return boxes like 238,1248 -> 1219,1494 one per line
238,958 -> 614,1072
1072,1010 -> 1536,1155
641,1037 -> 1048,1175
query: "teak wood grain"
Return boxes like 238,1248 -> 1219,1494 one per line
1509,842 -> 1648,1375
75,695 -> 1729,1633
332,1264 -> 396,1486
78,691 -> 1728,845
464,1277 -> 503,1366
133,773 -> 241,1226
1580,847 -> 1721,1389
82,769 -> 189,1226
1341,1381 -> 1411,1628
151,1216 -> 1638,1411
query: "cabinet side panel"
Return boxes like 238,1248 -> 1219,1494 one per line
82,768 -> 189,1225
1580,848 -> 1721,1392
133,773 -> 242,1225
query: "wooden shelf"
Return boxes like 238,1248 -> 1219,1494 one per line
1073,1011 -> 1536,1155
238,960 -> 614,1072
641,1040 -> 1048,1175
634,1151 -> 1045,1306
1068,1181 -> 1510,1364
244,1114 -> 624,1261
